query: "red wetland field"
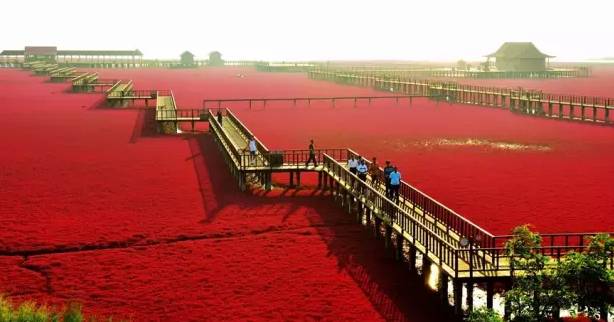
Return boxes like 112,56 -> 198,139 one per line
0,66 -> 613,320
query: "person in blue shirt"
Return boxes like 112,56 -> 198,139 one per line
356,159 -> 368,181
389,167 -> 401,202
383,161 -> 394,198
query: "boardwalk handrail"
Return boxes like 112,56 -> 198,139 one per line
309,70 -> 614,111
322,153 -> 473,276
203,95 -> 424,107
345,149 -> 495,248
225,108 -> 270,154
208,109 -> 241,170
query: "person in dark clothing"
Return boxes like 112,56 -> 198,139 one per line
383,160 -> 394,197
216,109 -> 223,125
305,139 -> 317,167
369,157 -> 381,187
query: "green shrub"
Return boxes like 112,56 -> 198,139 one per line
466,307 -> 503,322
0,295 -> 118,322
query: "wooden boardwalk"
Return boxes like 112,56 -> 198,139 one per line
194,104 -> 613,316
309,70 -> 614,126
13,61 -> 611,317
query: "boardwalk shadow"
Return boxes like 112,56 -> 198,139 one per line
310,199 -> 459,322
187,134 -> 314,224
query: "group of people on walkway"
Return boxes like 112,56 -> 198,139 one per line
347,155 -> 402,202
244,138 -> 403,203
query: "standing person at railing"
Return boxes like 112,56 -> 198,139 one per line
389,167 -> 401,203
305,139 -> 318,167
248,136 -> 257,165
348,155 -> 358,175
383,160 -> 394,198
368,157 -> 381,187
216,109 -> 223,125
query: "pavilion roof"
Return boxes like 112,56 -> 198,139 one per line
486,42 -> 554,59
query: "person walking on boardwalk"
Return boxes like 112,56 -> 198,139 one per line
248,136 -> 257,165
383,160 -> 394,197
357,159 -> 368,181
216,109 -> 223,125
348,155 -> 358,175
305,139 -> 318,167
368,157 -> 381,187
389,167 -> 401,203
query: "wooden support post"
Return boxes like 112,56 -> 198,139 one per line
384,225 -> 392,248
453,280 -> 463,316
265,171 -> 272,191
439,272 -> 449,306
365,208 -> 371,225
466,282 -> 474,313
289,171 -> 294,187
318,171 -> 323,188
422,256 -> 432,286
356,201 -> 363,222
296,171 -> 301,187
374,217 -> 382,239
486,281 -> 494,309
395,233 -> 404,261
408,244 -> 416,270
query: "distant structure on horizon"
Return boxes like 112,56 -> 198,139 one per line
0,46 -> 143,64
180,51 -> 195,66
208,51 -> 224,67
486,42 -> 553,72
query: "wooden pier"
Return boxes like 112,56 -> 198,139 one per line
308,70 -> 614,125
318,67 -> 590,79
11,62 -> 612,318
193,103 -> 614,317
202,95 -> 424,109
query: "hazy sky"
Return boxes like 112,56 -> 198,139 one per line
1,0 -> 612,61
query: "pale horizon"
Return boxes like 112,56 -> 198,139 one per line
1,0 -> 613,62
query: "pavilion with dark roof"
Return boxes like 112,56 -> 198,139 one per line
486,42 -> 554,72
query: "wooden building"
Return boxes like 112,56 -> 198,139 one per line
208,51 -> 224,66
1,47 -> 143,65
486,42 -> 553,72
25,46 -> 58,62
180,51 -> 195,66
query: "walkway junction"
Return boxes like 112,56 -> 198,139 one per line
12,62 -> 614,319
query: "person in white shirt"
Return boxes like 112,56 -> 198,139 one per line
248,136 -> 257,165
348,156 -> 359,175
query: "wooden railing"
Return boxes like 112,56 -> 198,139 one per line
345,150 -> 495,249
322,153 -> 467,274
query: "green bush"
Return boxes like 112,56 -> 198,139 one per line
0,296 -> 118,322
466,307 -> 503,322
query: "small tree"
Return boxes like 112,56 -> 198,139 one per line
556,234 -> 614,321
504,225 -> 574,322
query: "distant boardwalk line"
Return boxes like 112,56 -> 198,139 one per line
308,69 -> 614,125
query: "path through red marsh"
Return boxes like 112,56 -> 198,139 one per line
0,69 -> 448,321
